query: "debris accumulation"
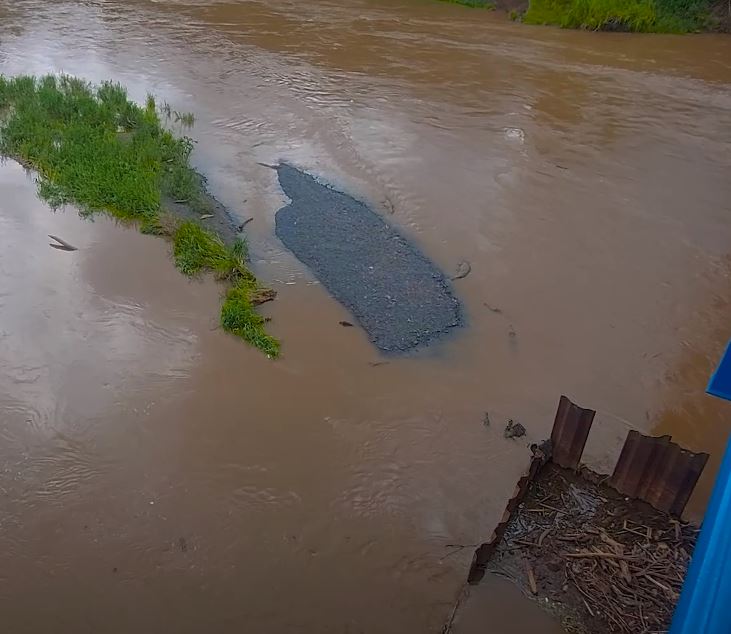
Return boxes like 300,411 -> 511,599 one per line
487,463 -> 697,634
504,419 -> 526,439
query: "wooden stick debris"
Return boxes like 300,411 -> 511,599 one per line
524,558 -> 538,595
48,234 -> 78,251
492,465 -> 697,634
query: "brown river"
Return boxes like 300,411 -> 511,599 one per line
1,1 -> 730,632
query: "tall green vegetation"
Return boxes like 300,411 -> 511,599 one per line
0,74 -> 279,357
523,0 -> 712,31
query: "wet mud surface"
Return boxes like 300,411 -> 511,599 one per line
275,164 -> 462,352
164,191 -> 239,246
450,573 -> 566,634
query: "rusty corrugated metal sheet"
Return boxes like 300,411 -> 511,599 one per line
550,395 -> 596,470
610,430 -> 709,516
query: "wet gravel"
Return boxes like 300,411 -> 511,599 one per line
274,164 -> 462,352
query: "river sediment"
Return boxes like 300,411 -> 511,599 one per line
275,163 -> 462,352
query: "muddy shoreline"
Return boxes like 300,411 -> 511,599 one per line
162,172 -> 245,247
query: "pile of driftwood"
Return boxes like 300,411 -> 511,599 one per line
493,465 -> 698,634
557,520 -> 695,632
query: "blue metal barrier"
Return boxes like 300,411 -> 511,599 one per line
669,341 -> 731,634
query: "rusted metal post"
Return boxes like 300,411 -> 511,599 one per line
550,395 -> 595,470
610,431 -> 708,516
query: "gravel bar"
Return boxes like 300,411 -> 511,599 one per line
274,164 -> 462,352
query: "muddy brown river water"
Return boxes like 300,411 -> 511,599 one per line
1,1 -> 730,632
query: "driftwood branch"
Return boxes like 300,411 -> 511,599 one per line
48,234 -> 78,251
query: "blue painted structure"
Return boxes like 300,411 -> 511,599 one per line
708,341 -> 731,402
669,340 -> 731,634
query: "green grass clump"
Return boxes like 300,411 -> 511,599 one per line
654,0 -> 711,30
0,74 -> 278,356
221,280 -> 280,358
0,74 -> 162,218
523,0 -> 710,30
171,220 -> 279,355
173,220 -> 231,276
524,0 -> 654,29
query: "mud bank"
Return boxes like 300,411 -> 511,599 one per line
274,164 -> 462,353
